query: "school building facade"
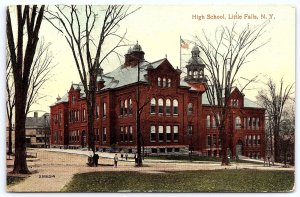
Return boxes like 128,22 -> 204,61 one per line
50,43 -> 265,159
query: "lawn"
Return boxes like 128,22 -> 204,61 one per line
61,169 -> 294,192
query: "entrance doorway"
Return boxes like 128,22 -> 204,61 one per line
236,140 -> 243,157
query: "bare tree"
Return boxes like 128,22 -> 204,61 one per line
6,39 -> 54,156
6,49 -> 15,156
44,5 -> 139,153
7,5 -> 45,174
256,77 -> 294,162
194,21 -> 269,165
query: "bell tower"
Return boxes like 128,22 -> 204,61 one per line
184,46 -> 206,83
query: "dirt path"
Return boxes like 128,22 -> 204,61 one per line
7,149 -> 294,192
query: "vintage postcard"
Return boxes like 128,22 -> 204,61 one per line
5,3 -> 295,193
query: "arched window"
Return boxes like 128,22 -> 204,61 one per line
150,98 -> 156,114
158,77 -> 161,87
247,117 -> 251,129
166,99 -> 171,115
167,79 -> 171,87
163,78 -> 166,87
158,98 -> 163,114
102,102 -> 106,117
252,117 -> 256,130
119,100 -> 123,115
173,99 -> 178,115
256,118 -> 259,130
235,116 -> 241,129
187,103 -> 193,115
206,115 -> 211,128
124,99 -> 128,115
128,99 -> 132,115
212,116 -> 216,128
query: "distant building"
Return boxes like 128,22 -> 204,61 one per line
50,43 -> 265,159
25,112 -> 50,148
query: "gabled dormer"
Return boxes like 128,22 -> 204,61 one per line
228,87 -> 245,108
68,84 -> 81,105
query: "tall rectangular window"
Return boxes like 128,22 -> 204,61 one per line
120,127 -> 124,142
95,105 -> 99,119
150,98 -> 156,114
173,100 -> 178,115
103,102 -> 106,117
129,126 -> 133,142
166,126 -> 171,142
213,134 -> 217,147
166,99 -> 171,115
120,100 -> 123,116
150,126 -> 156,142
158,99 -> 163,114
188,125 -> 193,135
207,135 -> 211,146
124,126 -> 128,143
258,135 -> 261,146
159,126 -> 164,142
82,108 -> 86,121
187,103 -> 193,115
102,128 -> 106,143
173,126 -> 179,142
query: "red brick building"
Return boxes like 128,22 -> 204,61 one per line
50,43 -> 265,158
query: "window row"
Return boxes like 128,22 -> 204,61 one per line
206,114 -> 220,128
53,112 -> 62,125
53,131 -> 62,143
230,99 -> 239,107
150,98 -> 179,115
207,134 -> 222,147
150,125 -> 179,142
69,102 -> 107,123
119,126 -> 133,143
235,117 -> 261,130
244,135 -> 261,146
69,130 -> 80,143
119,99 -> 133,116
157,77 -> 171,88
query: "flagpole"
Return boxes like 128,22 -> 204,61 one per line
180,35 -> 182,70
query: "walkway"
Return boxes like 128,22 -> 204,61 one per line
7,148 -> 294,192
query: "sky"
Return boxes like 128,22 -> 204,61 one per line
23,4 -> 295,117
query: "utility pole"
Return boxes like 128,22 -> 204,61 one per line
136,57 -> 142,166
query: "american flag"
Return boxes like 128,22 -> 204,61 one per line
180,38 -> 189,49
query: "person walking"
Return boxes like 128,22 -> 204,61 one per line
125,153 -> 128,161
114,154 -> 118,168
93,153 -> 99,167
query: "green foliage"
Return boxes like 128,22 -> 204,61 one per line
62,170 -> 294,192
7,176 -> 26,186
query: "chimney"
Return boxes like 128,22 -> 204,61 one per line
34,112 -> 38,118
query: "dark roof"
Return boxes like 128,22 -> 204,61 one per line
25,113 -> 50,128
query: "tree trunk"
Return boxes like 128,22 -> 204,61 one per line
273,122 -> 280,162
86,90 -> 95,153
13,85 -> 30,174
8,113 -> 13,155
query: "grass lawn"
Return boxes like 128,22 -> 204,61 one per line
145,155 -> 263,165
7,176 -> 26,186
62,169 -> 294,192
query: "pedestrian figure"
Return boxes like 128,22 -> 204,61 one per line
267,155 -> 271,166
134,154 -> 138,166
93,153 -> 99,167
125,153 -> 128,161
121,153 -> 124,159
114,154 -> 118,168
